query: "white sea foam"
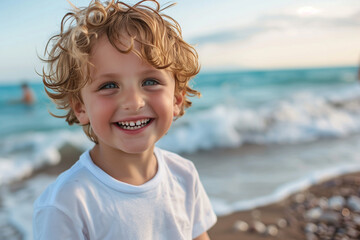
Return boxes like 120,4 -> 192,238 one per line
158,105 -> 245,153
158,86 -> 360,153
0,130 -> 93,186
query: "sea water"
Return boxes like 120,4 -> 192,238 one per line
1,66 -> 360,238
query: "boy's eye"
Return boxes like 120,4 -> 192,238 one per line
99,82 -> 118,90
142,79 -> 159,86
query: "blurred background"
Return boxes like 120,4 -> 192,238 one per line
0,0 -> 360,239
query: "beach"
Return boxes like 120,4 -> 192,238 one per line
1,67 -> 360,239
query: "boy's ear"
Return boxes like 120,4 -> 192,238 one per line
71,99 -> 90,125
173,91 -> 184,117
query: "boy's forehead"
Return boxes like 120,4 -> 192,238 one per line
90,35 -> 140,65
88,36 -> 173,80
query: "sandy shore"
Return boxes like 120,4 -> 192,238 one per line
208,172 -> 360,240
32,144 -> 83,177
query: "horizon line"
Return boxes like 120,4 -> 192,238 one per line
0,64 -> 358,85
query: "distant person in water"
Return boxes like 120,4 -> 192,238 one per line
20,83 -> 35,105
8,82 -> 35,105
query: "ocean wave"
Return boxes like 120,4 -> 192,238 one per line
158,86 -> 360,153
0,130 -> 93,186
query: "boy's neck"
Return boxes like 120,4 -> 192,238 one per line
89,144 -> 158,186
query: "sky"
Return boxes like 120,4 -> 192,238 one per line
0,0 -> 359,83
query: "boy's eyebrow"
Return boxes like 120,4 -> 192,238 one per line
139,69 -> 163,76
95,69 -> 163,79
95,72 -> 119,79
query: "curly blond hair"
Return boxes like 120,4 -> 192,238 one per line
42,0 -> 200,143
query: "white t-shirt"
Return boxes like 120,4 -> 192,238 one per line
33,147 -> 217,240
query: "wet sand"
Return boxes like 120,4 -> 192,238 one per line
209,172 -> 360,240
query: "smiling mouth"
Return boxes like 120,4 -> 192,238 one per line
116,118 -> 152,130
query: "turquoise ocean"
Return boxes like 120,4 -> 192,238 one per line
1,66 -> 360,238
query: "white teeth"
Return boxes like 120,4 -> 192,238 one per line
117,118 -> 151,130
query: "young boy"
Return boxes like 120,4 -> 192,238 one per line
33,0 -> 217,239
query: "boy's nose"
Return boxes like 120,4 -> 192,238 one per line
120,88 -> 145,111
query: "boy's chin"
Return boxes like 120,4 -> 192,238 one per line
117,144 -> 156,155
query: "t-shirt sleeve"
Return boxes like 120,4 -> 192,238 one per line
191,167 -> 217,239
33,206 -> 86,240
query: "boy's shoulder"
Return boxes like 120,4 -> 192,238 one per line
156,147 -> 199,183
157,148 -> 196,170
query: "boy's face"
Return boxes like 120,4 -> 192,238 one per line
74,35 -> 182,155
